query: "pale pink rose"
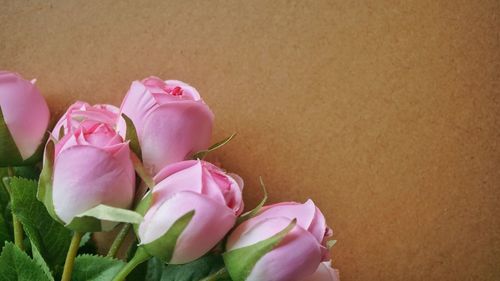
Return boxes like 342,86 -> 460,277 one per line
303,261 -> 340,281
138,160 -> 243,264
52,101 -> 119,140
119,77 -> 214,174
52,120 -> 135,224
225,200 -> 332,281
0,71 -> 49,162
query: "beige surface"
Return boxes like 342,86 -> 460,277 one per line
1,1 -> 499,280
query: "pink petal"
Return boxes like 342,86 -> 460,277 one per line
52,145 -> 135,223
0,71 -> 49,159
140,101 -> 213,174
139,191 -> 235,264
119,80 -> 157,137
152,160 -> 204,202
303,261 -> 340,281
235,217 -> 322,281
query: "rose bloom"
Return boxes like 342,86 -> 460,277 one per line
0,71 -> 49,165
138,160 -> 243,264
225,200 -> 333,281
119,77 -> 214,175
51,120 -> 135,224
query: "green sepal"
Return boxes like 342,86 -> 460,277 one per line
135,191 -> 153,216
236,177 -> 268,225
133,191 -> 153,236
37,139 -> 64,224
0,105 -> 24,167
162,254 -> 227,281
57,126 -> 65,140
192,133 -> 236,160
132,152 -> 155,188
65,216 -> 101,233
223,219 -> 297,281
122,113 -> 142,160
143,210 -> 195,263
326,240 -> 337,249
66,204 -> 143,232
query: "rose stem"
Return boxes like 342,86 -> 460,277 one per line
61,231 -> 83,281
7,167 -> 24,251
112,247 -> 151,281
107,223 -> 132,258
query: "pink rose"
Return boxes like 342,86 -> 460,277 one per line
138,160 -> 243,264
52,101 -> 119,140
303,261 -> 340,281
50,120 -> 135,226
225,200 -> 332,281
0,71 -> 49,165
119,77 -> 214,174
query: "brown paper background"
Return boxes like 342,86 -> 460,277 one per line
1,1 -> 499,280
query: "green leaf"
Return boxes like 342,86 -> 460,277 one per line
67,204 -> 143,232
0,215 -> 11,246
72,254 -> 126,281
223,219 -> 297,281
0,242 -> 53,281
161,254 -> 226,281
9,176 -> 72,275
146,257 -> 164,281
0,169 -> 12,244
0,105 -> 24,167
236,177 -> 268,225
192,133 -> 236,160
16,166 -> 40,180
37,140 -> 63,224
122,113 -> 143,160
143,210 -> 195,262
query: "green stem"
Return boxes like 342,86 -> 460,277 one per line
7,167 -> 24,251
12,215 -> 24,250
112,247 -> 151,281
61,232 -> 83,281
107,223 -> 132,258
200,268 -> 229,281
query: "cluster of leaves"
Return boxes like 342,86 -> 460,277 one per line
0,172 -> 231,281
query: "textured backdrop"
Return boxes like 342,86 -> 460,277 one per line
1,1 -> 499,280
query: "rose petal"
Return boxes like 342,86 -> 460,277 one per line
140,101 -> 213,174
52,145 -> 135,223
139,191 -> 236,263
0,72 -> 49,159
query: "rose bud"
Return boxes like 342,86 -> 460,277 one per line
304,261 -> 340,281
0,71 -> 50,166
119,77 -> 214,174
224,200 -> 333,281
136,160 -> 243,264
38,120 -> 136,232
52,101 -> 119,140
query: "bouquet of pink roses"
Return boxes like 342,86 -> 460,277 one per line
0,71 -> 339,281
